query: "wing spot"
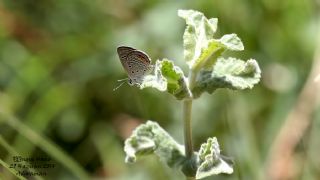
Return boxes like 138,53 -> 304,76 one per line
131,71 -> 134,73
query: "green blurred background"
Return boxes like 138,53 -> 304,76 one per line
0,0 -> 319,179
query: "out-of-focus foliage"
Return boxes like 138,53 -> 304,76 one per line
0,0 -> 319,180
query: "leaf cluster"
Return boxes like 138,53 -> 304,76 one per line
124,9 -> 261,179
139,10 -> 260,100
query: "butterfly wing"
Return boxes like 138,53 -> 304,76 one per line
117,46 -> 152,85
126,50 -> 152,84
117,46 -> 135,68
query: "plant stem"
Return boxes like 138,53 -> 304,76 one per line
183,70 -> 197,158
183,70 -> 197,180
183,99 -> 193,157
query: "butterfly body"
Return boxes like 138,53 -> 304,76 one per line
117,46 -> 153,86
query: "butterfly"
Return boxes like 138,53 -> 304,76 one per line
114,46 -> 153,90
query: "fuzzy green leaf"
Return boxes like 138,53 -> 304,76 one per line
140,59 -> 190,100
219,34 -> 244,51
195,34 -> 245,70
124,121 -> 185,168
178,9 -> 218,70
196,137 -> 233,179
195,39 -> 225,71
140,60 -> 167,91
192,57 -> 261,98
178,9 -> 244,72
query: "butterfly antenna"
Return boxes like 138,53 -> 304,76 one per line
117,78 -> 128,82
113,81 -> 126,91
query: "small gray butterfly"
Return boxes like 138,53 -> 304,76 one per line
115,46 -> 153,90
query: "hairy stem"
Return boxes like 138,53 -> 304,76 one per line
183,70 -> 197,158
183,99 -> 193,157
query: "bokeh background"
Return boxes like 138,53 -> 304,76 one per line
0,0 -> 320,179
